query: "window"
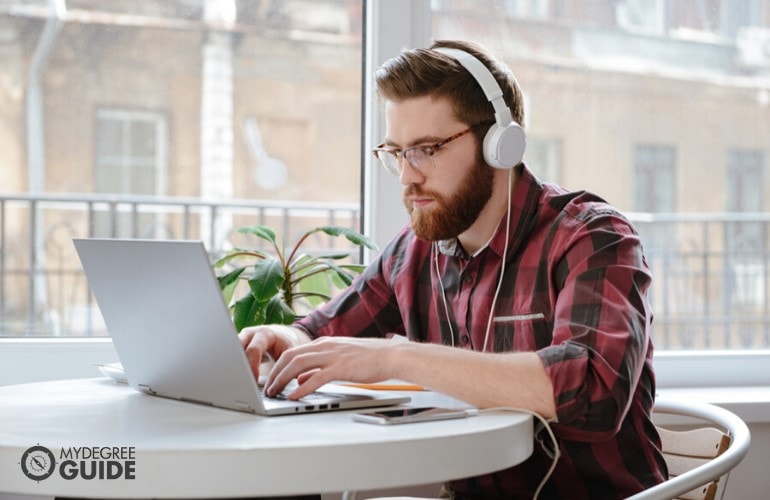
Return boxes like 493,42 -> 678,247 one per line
0,0 -> 363,340
633,144 -> 677,250
95,109 -> 167,238
727,149 -> 764,251
96,110 -> 166,197
430,0 -> 770,360
2,1 -> 770,389
634,145 -> 677,212
726,150 -> 765,313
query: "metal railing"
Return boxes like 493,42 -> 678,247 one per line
0,193 -> 360,337
629,212 -> 770,349
1,193 -> 769,350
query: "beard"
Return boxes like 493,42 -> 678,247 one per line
403,155 -> 494,241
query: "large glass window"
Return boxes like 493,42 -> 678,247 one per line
430,0 -> 770,352
0,0 -> 363,338
2,1 -> 770,386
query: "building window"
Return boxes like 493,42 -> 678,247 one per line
96,109 -> 166,196
726,150 -> 765,311
634,144 -> 677,212
727,149 -> 764,240
94,109 -> 168,238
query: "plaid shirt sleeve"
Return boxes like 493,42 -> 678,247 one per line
295,226 -> 412,340
534,200 -> 654,440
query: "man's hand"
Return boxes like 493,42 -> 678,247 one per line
247,330 -> 556,419
238,325 -> 312,382
264,337 -> 399,399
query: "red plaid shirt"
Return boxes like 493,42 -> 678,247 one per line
298,164 -> 666,498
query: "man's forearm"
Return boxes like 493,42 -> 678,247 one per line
388,342 -> 557,419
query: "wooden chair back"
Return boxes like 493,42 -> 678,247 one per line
656,424 -> 732,500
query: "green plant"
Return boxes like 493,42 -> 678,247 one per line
214,225 -> 377,332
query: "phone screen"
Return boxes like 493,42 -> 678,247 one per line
369,407 -> 439,418
353,406 -> 476,425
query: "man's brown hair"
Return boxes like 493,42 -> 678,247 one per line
374,39 -> 525,148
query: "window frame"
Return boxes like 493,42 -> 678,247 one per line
95,108 -> 168,198
2,0 -> 769,396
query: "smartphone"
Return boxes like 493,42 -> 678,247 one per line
352,406 -> 477,425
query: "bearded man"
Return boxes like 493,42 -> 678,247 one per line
240,39 -> 666,499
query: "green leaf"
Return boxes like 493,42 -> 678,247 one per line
232,294 -> 263,331
217,266 -> 246,306
312,252 -> 356,261
218,266 -> 245,289
315,226 -> 378,251
248,259 -> 286,302
325,261 -> 356,287
264,296 -> 296,325
218,224 -> 374,328
340,264 -> 367,273
213,249 -> 270,268
238,225 -> 277,245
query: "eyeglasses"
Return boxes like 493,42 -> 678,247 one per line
372,127 -> 476,176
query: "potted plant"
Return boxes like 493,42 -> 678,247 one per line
214,225 -> 377,332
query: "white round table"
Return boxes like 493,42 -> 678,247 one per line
0,378 -> 533,498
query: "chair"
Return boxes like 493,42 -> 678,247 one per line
628,398 -> 751,500
349,399 -> 751,500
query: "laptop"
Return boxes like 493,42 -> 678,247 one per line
73,238 -> 410,416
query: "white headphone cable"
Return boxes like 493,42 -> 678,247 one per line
434,242 -> 456,348
477,406 -> 560,500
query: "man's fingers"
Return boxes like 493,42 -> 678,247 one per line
266,349 -> 331,397
264,349 -> 309,395
287,369 -> 327,399
241,333 -> 270,380
238,330 -> 253,348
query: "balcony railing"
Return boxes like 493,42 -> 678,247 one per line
0,193 -> 360,338
1,193 -> 769,350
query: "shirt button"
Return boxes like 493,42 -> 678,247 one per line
463,275 -> 473,285
461,335 -> 470,344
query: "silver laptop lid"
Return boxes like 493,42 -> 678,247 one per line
74,238 -> 266,413
73,238 -> 410,415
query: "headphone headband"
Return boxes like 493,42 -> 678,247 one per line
433,46 -> 526,169
433,47 -> 514,128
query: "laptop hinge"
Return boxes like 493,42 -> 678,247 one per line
180,397 -> 213,407
234,400 -> 255,411
138,384 -> 156,395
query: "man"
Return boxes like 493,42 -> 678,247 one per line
240,39 -> 666,498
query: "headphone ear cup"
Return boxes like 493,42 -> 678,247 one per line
483,122 -> 526,169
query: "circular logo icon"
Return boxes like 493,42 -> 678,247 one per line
20,445 -> 56,482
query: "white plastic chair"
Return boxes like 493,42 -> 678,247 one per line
348,398 -> 751,500
627,398 -> 751,500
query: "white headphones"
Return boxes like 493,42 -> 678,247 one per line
433,47 -> 526,170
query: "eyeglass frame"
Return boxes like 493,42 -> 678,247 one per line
371,122 -> 490,176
